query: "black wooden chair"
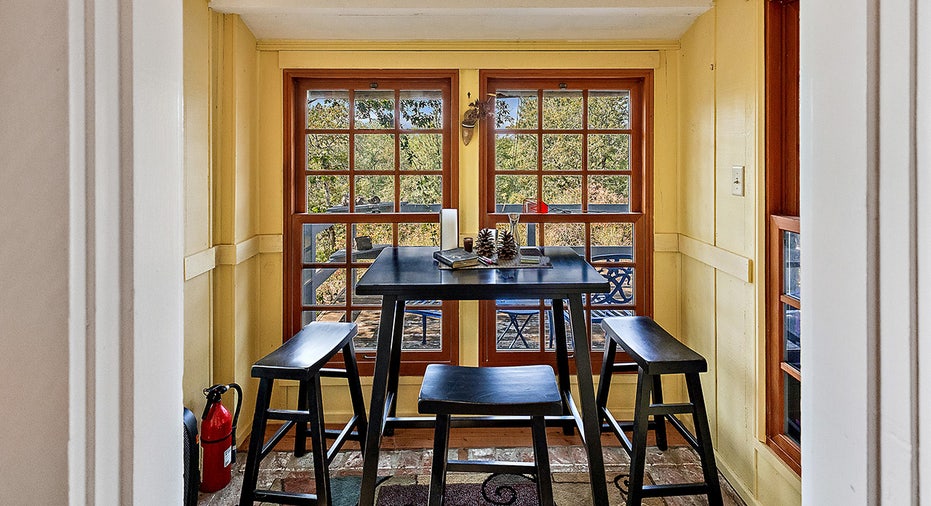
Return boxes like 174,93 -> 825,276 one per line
418,364 -> 561,506
239,321 -> 368,506
597,316 -> 723,506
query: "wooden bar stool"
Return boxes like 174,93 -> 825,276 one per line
239,321 -> 367,506
418,364 -> 562,506
597,316 -> 723,506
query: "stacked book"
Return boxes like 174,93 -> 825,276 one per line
433,247 -> 480,269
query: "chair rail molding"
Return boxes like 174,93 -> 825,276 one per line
677,234 -> 753,283
184,234 -> 285,280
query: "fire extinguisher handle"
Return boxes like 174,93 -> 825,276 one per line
228,383 -> 243,464
228,383 -> 243,431
201,384 -> 228,420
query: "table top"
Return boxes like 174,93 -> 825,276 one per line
356,246 -> 609,300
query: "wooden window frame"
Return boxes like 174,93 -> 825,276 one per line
767,215 -> 801,473
477,69 -> 654,369
283,69 -> 460,376
765,0 -> 802,474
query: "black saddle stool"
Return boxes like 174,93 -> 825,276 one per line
418,364 -> 562,506
239,322 -> 368,506
597,316 -> 723,506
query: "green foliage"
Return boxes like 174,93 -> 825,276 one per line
543,91 -> 582,129
400,96 -> 443,129
588,134 -> 630,171
542,175 -> 581,205
592,222 -> 634,248
542,134 -> 582,171
400,175 -> 441,206
495,175 -> 535,206
589,175 -> 630,206
307,134 -> 349,171
400,134 -> 442,171
495,134 -> 537,171
354,134 -> 394,170
355,92 -> 395,129
306,175 -> 348,214
588,91 -> 630,129
306,92 -> 349,129
495,92 -> 538,129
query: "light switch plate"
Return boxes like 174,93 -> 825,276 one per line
731,166 -> 745,196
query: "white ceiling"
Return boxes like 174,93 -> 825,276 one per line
209,0 -> 713,41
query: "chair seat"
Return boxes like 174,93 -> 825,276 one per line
601,316 -> 707,376
419,364 -> 563,417
252,321 -> 357,381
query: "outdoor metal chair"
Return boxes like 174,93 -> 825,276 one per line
405,300 -> 441,345
496,302 -> 539,349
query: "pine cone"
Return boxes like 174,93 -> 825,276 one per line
476,228 -> 496,258
497,230 -> 517,260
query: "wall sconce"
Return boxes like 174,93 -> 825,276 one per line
461,93 -> 496,146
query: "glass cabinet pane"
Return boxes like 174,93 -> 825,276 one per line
784,374 -> 801,445
784,305 -> 800,371
783,230 -> 801,299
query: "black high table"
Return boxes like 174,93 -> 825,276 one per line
355,246 -> 611,505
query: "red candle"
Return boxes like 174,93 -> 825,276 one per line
463,237 -> 473,252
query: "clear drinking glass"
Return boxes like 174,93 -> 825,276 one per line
508,212 -> 521,248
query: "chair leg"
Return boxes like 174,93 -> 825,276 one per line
294,379 -> 309,457
595,338 -> 617,422
342,340 -> 368,449
428,414 -> 451,506
504,313 -> 533,349
308,375 -> 332,505
421,314 -> 428,345
685,373 -> 723,506
551,299 -> 574,435
626,369 -> 652,506
531,416 -> 555,506
239,378 -> 272,506
498,314 -> 524,349
513,313 -> 535,348
651,375 -> 668,451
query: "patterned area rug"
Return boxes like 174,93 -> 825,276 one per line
198,446 -> 746,505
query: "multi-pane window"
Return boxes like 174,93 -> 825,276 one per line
769,216 -> 801,450
284,71 -> 458,374
766,0 -> 801,474
479,71 -> 653,366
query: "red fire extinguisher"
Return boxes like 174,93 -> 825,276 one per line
200,383 -> 242,492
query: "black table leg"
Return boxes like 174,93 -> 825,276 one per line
384,299 -> 407,432
566,294 -> 609,505
359,295 -> 400,506
550,298 -> 574,435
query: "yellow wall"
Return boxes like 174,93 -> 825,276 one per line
182,0 -> 212,417
677,1 -> 801,504
180,3 -> 803,505
182,5 -> 263,426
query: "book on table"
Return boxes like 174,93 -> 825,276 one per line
433,247 -> 480,268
